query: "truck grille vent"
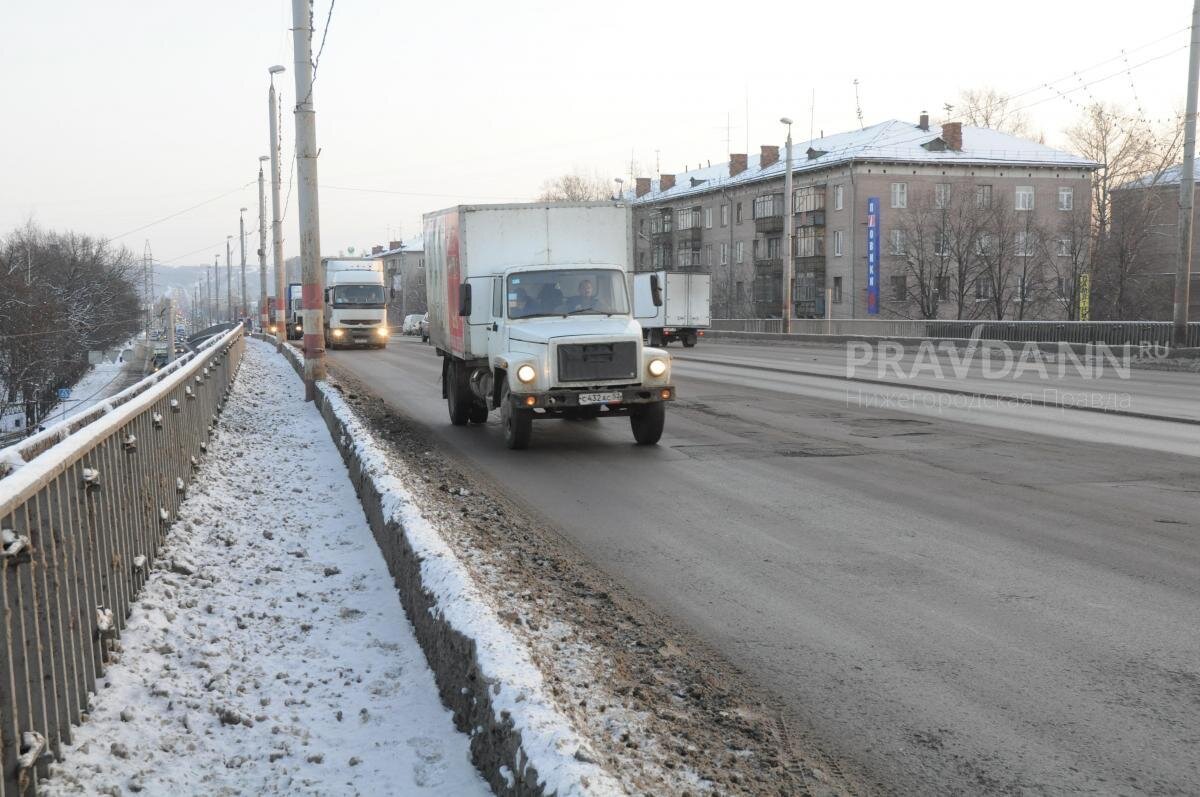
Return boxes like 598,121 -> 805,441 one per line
557,342 -> 637,382
342,319 -> 379,325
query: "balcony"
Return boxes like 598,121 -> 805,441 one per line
755,215 -> 784,234
753,256 -> 782,270
796,210 -> 826,228
676,225 -> 703,246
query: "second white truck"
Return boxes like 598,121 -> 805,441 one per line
424,202 -> 674,449
322,258 -> 390,349
632,270 -> 711,347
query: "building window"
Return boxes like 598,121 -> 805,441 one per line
889,229 -> 905,255
793,186 -> 825,213
734,241 -> 744,263
677,208 -> 700,230
1057,277 -> 1070,299
976,276 -> 993,301
703,243 -> 713,266
704,207 -> 713,229
736,281 -> 745,302
833,229 -> 844,256
753,194 -> 784,219
934,231 -> 949,257
976,184 -> 993,208
720,204 -> 730,227
736,202 -> 743,224
1058,187 -> 1073,211
891,275 -> 907,301
1015,186 -> 1034,211
1017,276 -> 1030,302
766,237 -> 782,258
935,183 -> 950,209
891,182 -> 908,209
834,184 -> 844,211
833,276 -> 843,303
720,242 -> 729,265
1015,230 -> 1033,256
639,219 -> 646,235
976,233 -> 995,256
936,276 -> 950,300
1056,237 -> 1071,257
796,227 -> 824,257
752,238 -> 761,260
662,210 -> 673,232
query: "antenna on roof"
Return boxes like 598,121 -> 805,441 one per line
853,79 -> 865,130
809,88 -> 816,142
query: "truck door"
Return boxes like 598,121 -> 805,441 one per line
465,276 -> 492,358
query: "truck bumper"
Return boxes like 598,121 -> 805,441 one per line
510,385 -> 674,414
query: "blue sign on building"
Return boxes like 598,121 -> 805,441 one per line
866,197 -> 880,315
56,388 -> 71,400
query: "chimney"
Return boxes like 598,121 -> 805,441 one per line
941,121 -> 963,151
371,245 -> 383,255
760,145 -> 779,168
918,111 -> 929,131
729,153 -> 748,177
635,177 -> 651,198
660,173 -> 676,192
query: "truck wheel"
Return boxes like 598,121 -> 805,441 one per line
630,402 -> 665,445
682,334 -> 697,348
446,362 -> 471,426
501,385 -> 532,449
468,401 -> 489,424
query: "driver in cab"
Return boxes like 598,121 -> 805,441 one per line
565,279 -> 605,313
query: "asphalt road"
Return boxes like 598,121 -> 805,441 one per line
329,335 -> 1200,795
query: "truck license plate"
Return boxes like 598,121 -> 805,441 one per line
578,392 -> 621,405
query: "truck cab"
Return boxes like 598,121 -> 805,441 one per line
322,258 -> 390,348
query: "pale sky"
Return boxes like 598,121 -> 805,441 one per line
1,1 -> 1191,270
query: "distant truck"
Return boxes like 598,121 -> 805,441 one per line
321,258 -> 389,348
286,283 -> 303,339
424,202 -> 674,449
631,271 -> 711,347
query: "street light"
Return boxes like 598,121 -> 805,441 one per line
239,207 -> 249,320
613,177 -> 624,201
258,156 -> 270,333
780,116 -> 794,334
268,65 -> 287,349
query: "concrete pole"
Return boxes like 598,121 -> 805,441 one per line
213,256 -> 220,325
225,237 -> 233,323
166,296 -> 176,363
1174,0 -> 1200,348
239,208 -> 248,320
292,0 -> 326,398
258,156 -> 269,332
781,118 -> 794,334
269,67 -> 288,350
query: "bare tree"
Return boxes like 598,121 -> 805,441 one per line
892,197 -> 951,318
536,172 -> 614,202
948,87 -> 1032,137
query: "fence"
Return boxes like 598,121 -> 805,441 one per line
709,318 -> 1200,347
0,325 -> 244,795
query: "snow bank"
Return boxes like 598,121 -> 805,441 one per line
279,340 -> 624,796
43,339 -> 489,796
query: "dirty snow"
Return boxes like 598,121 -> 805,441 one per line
43,339 -> 490,796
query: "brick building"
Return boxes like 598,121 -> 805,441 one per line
371,236 -> 425,326
629,115 -> 1096,320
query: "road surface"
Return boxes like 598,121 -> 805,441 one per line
328,335 -> 1200,795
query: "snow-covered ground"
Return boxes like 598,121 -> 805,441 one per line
45,342 -> 138,425
43,340 -> 490,796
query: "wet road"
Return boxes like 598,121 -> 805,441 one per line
329,335 -> 1200,795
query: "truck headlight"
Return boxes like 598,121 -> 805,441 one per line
647,358 -> 667,377
516,364 -> 537,383
332,328 -> 345,339
375,326 -> 389,338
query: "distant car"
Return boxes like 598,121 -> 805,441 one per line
419,313 -> 429,343
402,314 -> 423,335
151,352 -> 169,371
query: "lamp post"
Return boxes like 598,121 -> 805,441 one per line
613,177 -> 624,201
258,156 -> 269,332
239,207 -> 249,321
225,235 -> 233,323
268,64 -> 287,349
780,116 -> 794,334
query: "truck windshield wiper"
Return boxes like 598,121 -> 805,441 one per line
562,307 -> 612,317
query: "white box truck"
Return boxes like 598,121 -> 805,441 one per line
632,271 -> 711,347
286,283 -> 304,340
321,258 -> 390,349
424,202 -> 674,449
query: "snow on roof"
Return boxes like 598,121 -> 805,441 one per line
630,120 -> 1099,204
1116,163 -> 1199,191
377,234 -> 424,257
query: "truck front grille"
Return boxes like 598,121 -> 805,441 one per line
557,342 -> 637,382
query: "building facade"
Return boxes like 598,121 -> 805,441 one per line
373,237 -> 425,326
630,116 -> 1096,320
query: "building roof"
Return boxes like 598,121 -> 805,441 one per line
377,235 -> 423,257
629,120 -> 1098,205
1116,163 -> 1200,191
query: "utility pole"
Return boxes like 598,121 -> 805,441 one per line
213,256 -> 220,324
166,295 -> 176,363
781,117 -> 794,333
226,235 -> 234,323
1175,0 -> 1200,348
269,65 -> 288,350
239,207 -> 249,321
258,156 -> 269,332
291,0 -> 326,398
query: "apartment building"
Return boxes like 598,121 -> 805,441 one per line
372,236 -> 425,325
630,115 -> 1096,320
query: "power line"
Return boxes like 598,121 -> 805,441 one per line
107,183 -> 254,241
320,184 -> 534,201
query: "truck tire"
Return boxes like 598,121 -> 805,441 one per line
445,361 -> 471,426
468,401 -> 489,424
630,402 -> 665,445
682,333 -> 697,348
501,384 -> 532,449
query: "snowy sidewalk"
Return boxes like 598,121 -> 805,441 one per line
44,339 -> 491,796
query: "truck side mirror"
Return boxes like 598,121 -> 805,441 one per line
458,283 -> 472,316
650,274 -> 663,307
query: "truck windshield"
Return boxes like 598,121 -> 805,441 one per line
332,285 -> 385,307
507,269 -> 629,319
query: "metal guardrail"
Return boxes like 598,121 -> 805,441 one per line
0,325 -> 244,794
709,318 -> 1200,346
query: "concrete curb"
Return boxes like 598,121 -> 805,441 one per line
266,336 -> 620,797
